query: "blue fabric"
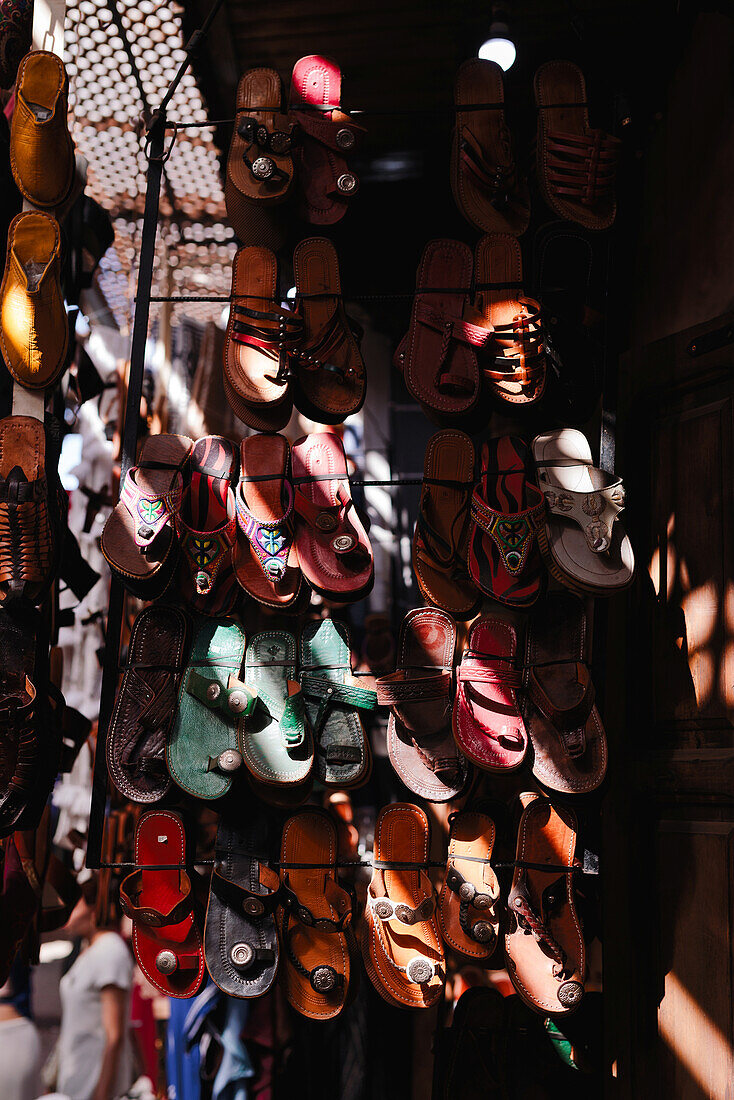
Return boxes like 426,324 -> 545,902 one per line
166,994 -> 201,1100
212,997 -> 254,1100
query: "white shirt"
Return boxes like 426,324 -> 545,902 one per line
57,932 -> 134,1100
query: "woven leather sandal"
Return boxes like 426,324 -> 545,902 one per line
451,59 -> 530,236
278,809 -> 356,1020
0,416 -> 64,604
535,60 -> 619,231
438,810 -> 500,961
505,793 -> 585,1016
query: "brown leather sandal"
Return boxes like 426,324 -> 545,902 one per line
412,429 -> 479,619
451,59 -> 529,236
504,793 -> 585,1016
438,810 -> 500,961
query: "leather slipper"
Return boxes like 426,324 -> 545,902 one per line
451,59 -> 529,236
233,434 -> 301,609
412,429 -> 479,619
535,60 -> 619,231
400,239 -> 488,420
177,436 -> 238,606
532,428 -> 634,596
523,591 -> 607,793
102,434 -> 191,600
362,802 -> 444,1009
167,616 -> 252,800
530,429 -> 633,598
453,616 -> 527,772
204,817 -> 280,998
288,55 -> 365,225
378,607 -> 467,803
468,436 -> 546,607
291,432 -> 373,602
225,67 -> 295,231
119,810 -> 206,999
239,630 -> 314,787
505,793 -> 585,1015
107,604 -> 189,804
300,618 -> 374,788
292,237 -> 366,424
438,810 -> 500,961
470,234 -> 547,405
223,246 -> 301,431
278,809 -> 355,1019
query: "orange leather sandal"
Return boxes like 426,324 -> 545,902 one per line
438,810 -> 500,962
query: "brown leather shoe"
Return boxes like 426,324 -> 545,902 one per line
10,50 -> 75,209
0,211 -> 68,390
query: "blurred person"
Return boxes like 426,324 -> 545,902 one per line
0,957 -> 41,1100
57,873 -> 135,1100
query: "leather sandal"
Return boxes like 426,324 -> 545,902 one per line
120,810 -> 206,999
291,432 -> 373,603
467,436 -> 546,607
223,246 -> 302,432
292,237 -> 366,423
204,817 -> 280,998
176,436 -> 238,611
535,60 -> 619,231
102,433 -> 191,601
107,604 -> 189,804
0,604 -> 41,838
469,234 -> 547,405
167,616 -> 252,800
288,55 -> 365,225
278,809 -> 355,1020
451,59 -> 530,236
0,415 -> 64,604
504,793 -> 585,1015
0,837 -> 37,985
453,616 -> 527,772
377,607 -> 467,803
233,434 -> 301,609
362,802 -> 444,1009
398,239 -> 488,420
523,591 -> 607,792
412,429 -> 479,619
299,618 -> 374,788
239,630 -> 314,788
438,810 -> 500,961
532,428 -> 634,596
225,68 -> 295,234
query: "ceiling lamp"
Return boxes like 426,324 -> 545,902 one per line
478,5 -> 516,71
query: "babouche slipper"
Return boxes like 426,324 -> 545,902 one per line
505,794 -> 585,1016
468,436 -> 545,607
453,616 -> 528,772
167,617 -> 252,800
291,432 -> 373,602
438,809 -> 500,961
300,618 -> 374,788
523,591 -> 607,792
107,604 -> 189,804
363,802 -> 444,1009
278,809 -> 356,1019
102,433 -> 191,600
451,59 -> 530,236
233,434 -> 301,609
289,55 -> 365,225
412,430 -> 479,619
532,427 -> 634,595
120,810 -> 206,999
204,816 -> 280,998
292,237 -> 366,423
378,607 -> 467,803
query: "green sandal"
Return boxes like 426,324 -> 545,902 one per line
299,619 -> 375,788
167,617 -> 252,799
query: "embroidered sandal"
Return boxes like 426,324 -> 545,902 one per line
468,436 -> 546,607
451,59 -> 530,236
438,809 -> 500,961
378,607 -> 467,803
532,428 -> 634,596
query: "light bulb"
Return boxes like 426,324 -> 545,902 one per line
478,34 -> 516,71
